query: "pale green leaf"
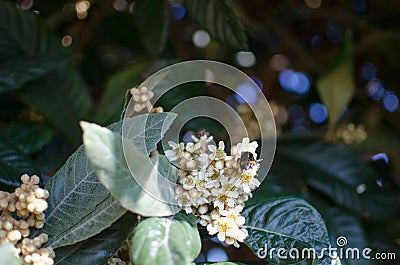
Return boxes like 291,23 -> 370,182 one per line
130,213 -> 201,265
316,30 -> 354,135
0,243 -> 22,265
81,120 -> 180,216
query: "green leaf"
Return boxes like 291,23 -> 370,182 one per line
122,112 -> 177,155
274,139 -> 400,220
130,213 -> 201,265
135,0 -> 169,56
3,123 -> 53,155
318,206 -> 375,265
0,2 -> 67,92
43,145 -> 110,240
40,122 -> 121,246
0,136 -> 39,191
316,30 -> 354,136
0,243 -> 22,265
47,194 -> 126,249
81,118 -> 180,216
93,63 -> 148,125
186,0 -> 248,51
42,113 -> 175,246
18,65 -> 93,146
53,212 -> 137,265
243,197 -> 331,265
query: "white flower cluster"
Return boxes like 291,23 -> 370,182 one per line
166,135 -> 260,248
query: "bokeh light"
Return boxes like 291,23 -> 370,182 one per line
235,51 -> 256,68
383,91 -> 399,112
311,35 -> 322,49
356,183 -> 366,194
234,83 -> 259,105
371,153 -> 389,165
61,35 -> 73,47
309,103 -> 328,124
326,26 -> 342,44
361,62 -> 376,81
17,0 -> 34,10
170,4 -> 186,20
206,248 -> 228,262
192,29 -> 211,48
376,179 -> 383,187
76,0 -> 91,19
352,0 -> 367,13
291,119 -> 310,134
288,105 -> 305,123
113,0 -> 127,12
278,69 -> 311,95
270,54 -> 289,71
365,79 -> 384,101
305,0 -> 322,9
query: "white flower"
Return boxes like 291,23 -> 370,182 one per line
199,214 -> 211,226
208,141 -> 226,160
182,175 -> 196,190
236,173 -> 260,193
197,153 -> 210,169
213,190 -> 238,209
219,205 -> 245,226
207,216 -> 236,242
236,138 -> 258,157
165,141 -> 185,161
192,134 -> 214,144
185,142 -> 200,153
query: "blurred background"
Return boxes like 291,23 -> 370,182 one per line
0,0 -> 400,264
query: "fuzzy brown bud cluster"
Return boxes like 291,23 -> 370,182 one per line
0,174 -> 54,265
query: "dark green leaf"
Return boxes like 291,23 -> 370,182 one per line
135,0 -> 169,56
316,31 -> 354,135
186,0 -> 248,51
43,145 -> 110,240
317,206 -> 375,265
130,213 -> 201,265
54,212 -> 137,265
243,197 -> 332,265
3,123 -> 53,155
40,121 -> 123,245
0,2 -> 67,92
275,139 -> 400,220
81,118 -> 180,216
18,65 -> 93,146
93,63 -> 148,125
47,194 -> 126,249
0,136 -> 39,191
